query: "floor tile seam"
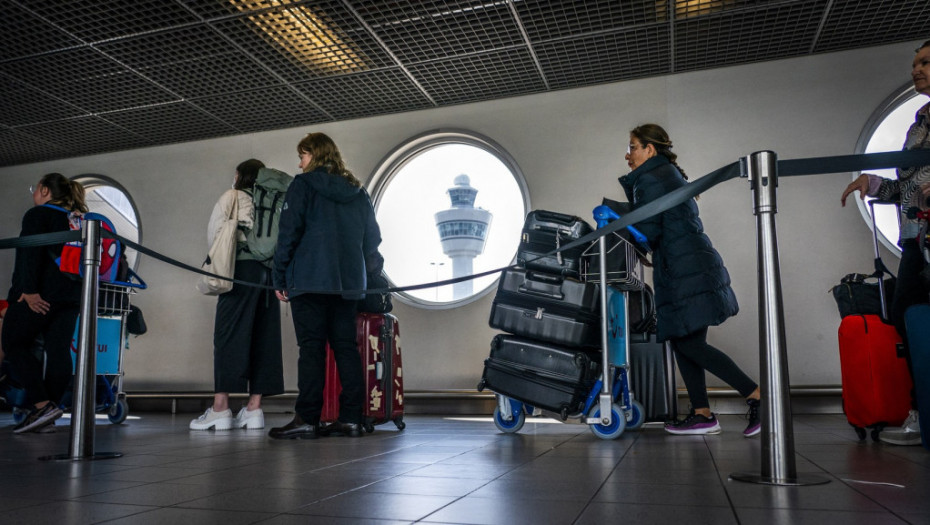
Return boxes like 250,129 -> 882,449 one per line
566,430 -> 641,524
81,503 -> 169,525
702,435 -> 745,524
795,448 -> 921,521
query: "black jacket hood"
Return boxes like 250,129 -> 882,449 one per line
302,168 -> 363,203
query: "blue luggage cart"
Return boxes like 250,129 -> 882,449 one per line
492,205 -> 649,439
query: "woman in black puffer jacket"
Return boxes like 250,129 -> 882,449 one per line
618,124 -> 760,437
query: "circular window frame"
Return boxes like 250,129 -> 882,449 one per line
72,173 -> 144,272
368,129 -> 531,310
853,82 -> 922,257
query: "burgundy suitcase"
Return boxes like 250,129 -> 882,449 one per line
838,314 -> 912,440
321,312 -> 405,432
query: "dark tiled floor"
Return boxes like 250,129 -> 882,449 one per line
1,411 -> 929,524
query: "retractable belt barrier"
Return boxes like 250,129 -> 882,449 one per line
2,149 -> 930,295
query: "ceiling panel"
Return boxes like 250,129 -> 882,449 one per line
813,0 -> 930,53
0,0 -> 924,167
190,85 -> 331,132
294,68 -> 433,120
674,1 -> 827,72
536,26 -> 671,90
354,0 -> 524,63
103,102 -> 236,145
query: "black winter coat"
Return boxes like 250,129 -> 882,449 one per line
272,167 -> 383,300
8,205 -> 82,304
618,156 -> 738,342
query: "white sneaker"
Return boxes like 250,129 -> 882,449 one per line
879,410 -> 921,446
189,407 -> 234,430
234,407 -> 264,429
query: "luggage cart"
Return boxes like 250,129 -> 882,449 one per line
9,276 -> 145,425
492,205 -> 649,440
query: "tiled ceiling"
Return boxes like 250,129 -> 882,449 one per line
1,0 -> 928,167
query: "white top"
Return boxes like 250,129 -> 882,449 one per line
207,189 -> 253,248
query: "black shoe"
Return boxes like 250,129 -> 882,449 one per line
13,403 -> 63,434
268,415 -> 320,440
319,421 -> 363,438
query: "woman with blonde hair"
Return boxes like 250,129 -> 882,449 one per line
2,173 -> 87,433
269,132 -> 383,439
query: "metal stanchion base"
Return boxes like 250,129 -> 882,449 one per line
39,452 -> 123,462
729,472 -> 830,486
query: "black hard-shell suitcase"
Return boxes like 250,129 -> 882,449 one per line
630,335 -> 671,422
489,268 -> 600,348
517,210 -> 593,278
478,334 -> 600,418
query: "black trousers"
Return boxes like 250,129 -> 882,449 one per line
213,260 -> 284,395
891,241 -> 929,410
670,326 -> 758,410
1,299 -> 79,406
289,293 -> 362,424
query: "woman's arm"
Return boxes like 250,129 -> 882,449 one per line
272,178 -> 308,291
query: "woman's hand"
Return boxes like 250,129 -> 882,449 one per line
841,174 -> 871,207
19,293 -> 49,314
275,290 -> 289,303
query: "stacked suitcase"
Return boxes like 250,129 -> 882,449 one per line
480,210 -> 604,418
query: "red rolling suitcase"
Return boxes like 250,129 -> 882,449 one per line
321,312 -> 405,432
836,200 -> 912,440
838,314 -> 912,439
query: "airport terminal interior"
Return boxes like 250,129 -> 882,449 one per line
3,1 -> 930,523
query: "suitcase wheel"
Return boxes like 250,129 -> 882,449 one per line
363,422 -> 375,434
393,417 -> 405,431
871,428 -> 882,442
852,425 -> 866,441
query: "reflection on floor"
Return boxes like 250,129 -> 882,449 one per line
0,412 -> 928,524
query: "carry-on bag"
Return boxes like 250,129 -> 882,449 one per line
489,268 -> 600,348
905,304 -> 930,450
321,312 -> 405,432
517,210 -> 593,278
478,334 -> 600,418
629,334 -> 671,422
836,200 -> 912,440
838,314 -> 912,439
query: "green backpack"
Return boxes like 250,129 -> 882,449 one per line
245,167 -> 293,267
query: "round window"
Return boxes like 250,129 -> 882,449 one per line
856,84 -> 926,255
73,174 -> 142,271
369,130 -> 530,308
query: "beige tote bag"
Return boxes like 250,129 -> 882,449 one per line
197,194 -> 238,295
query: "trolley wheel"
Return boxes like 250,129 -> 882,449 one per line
626,400 -> 646,431
393,417 -> 405,431
107,398 -> 129,424
853,425 -> 867,441
588,403 -> 626,440
493,406 -> 525,434
12,407 -> 29,425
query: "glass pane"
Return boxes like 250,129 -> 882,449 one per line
374,141 -> 527,306
80,179 -> 141,270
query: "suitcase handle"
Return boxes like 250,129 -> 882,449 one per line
519,272 -> 565,300
531,210 -> 579,226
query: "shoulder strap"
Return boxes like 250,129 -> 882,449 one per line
41,203 -> 70,214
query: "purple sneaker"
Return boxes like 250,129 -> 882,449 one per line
744,399 -> 761,437
665,412 -> 721,435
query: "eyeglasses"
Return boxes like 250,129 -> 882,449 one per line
627,144 -> 645,154
29,184 -> 35,194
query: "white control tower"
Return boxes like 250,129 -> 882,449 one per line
434,174 -> 493,299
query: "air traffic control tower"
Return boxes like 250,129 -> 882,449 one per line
434,174 -> 493,299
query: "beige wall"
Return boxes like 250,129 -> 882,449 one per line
0,41 -> 919,392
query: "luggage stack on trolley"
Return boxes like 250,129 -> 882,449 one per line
8,275 -> 146,426
478,207 -> 650,439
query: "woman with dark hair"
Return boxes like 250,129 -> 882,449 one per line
190,158 -> 286,431
269,132 -> 383,439
619,124 -> 761,436
841,39 -> 930,446
2,173 -> 87,433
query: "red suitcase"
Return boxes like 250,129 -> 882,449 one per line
837,314 -> 913,440
321,312 -> 405,432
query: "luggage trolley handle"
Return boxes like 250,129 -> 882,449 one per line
867,199 -> 898,318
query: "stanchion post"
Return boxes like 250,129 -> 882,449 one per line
730,151 -> 827,486
40,219 -> 121,461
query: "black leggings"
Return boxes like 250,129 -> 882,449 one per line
1,300 -> 79,407
670,326 -> 758,410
